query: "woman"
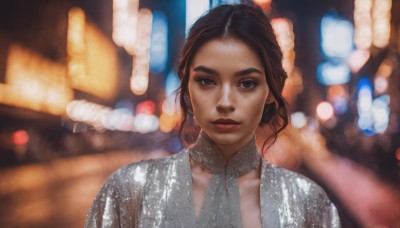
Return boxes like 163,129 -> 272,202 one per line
85,3 -> 340,227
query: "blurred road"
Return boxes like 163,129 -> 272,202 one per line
0,150 -> 169,228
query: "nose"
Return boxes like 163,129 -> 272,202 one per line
216,84 -> 235,113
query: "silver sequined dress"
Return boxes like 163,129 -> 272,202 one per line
85,132 -> 341,227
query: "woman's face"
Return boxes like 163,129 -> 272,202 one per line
188,38 -> 270,150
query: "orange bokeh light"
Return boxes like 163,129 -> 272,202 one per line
253,0 -> 272,11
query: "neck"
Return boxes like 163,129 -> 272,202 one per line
214,141 -> 250,162
202,132 -> 256,162
190,131 -> 260,175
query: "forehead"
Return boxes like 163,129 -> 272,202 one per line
190,38 -> 263,71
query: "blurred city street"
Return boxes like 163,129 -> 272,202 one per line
0,0 -> 399,227
0,149 -> 168,228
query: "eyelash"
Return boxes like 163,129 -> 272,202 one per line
195,77 -> 216,86
194,76 -> 259,89
239,79 -> 258,89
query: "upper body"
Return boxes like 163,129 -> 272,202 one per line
86,3 -> 341,228
85,132 -> 340,228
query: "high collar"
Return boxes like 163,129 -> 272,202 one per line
189,131 -> 260,176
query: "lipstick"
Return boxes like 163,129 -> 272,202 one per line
211,118 -> 240,132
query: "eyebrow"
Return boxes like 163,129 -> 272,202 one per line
193,65 -> 264,77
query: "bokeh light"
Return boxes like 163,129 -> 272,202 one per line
290,112 -> 307,129
12,130 -> 29,146
150,11 -> 168,73
186,0 -> 209,35
134,114 -> 159,134
316,101 -> 335,121
321,13 -> 354,59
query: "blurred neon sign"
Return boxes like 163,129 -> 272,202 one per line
0,44 -> 73,116
356,77 -> 389,135
150,11 -> 168,74
68,7 -> 118,100
272,18 -> 295,75
112,0 -> 140,54
130,8 -> 152,96
321,13 -> 354,59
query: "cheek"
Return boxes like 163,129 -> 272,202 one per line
247,99 -> 266,122
188,84 -> 199,110
188,83 -> 208,118
244,90 -> 269,121
191,95 -> 202,113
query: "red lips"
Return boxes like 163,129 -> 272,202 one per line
212,118 -> 240,124
211,118 -> 240,132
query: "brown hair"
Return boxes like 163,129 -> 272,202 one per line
177,3 -> 288,151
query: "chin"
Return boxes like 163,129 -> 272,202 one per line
204,130 -> 243,145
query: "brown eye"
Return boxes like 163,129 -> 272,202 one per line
239,79 -> 258,89
195,77 -> 216,86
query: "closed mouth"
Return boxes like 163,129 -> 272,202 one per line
211,118 -> 240,124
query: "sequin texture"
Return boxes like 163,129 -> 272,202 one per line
85,132 -> 341,227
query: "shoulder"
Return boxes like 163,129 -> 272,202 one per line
262,159 -> 330,201
112,149 -> 189,183
87,150 -> 189,212
85,150 -> 189,227
261,160 -> 341,226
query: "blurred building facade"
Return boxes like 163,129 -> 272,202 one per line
272,0 -> 400,185
0,0 -> 399,227
0,0 -> 185,165
0,0 -> 398,182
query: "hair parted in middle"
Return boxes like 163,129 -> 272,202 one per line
177,3 -> 289,150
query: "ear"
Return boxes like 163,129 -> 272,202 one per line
265,93 -> 275,104
185,92 -> 191,101
184,93 -> 191,103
